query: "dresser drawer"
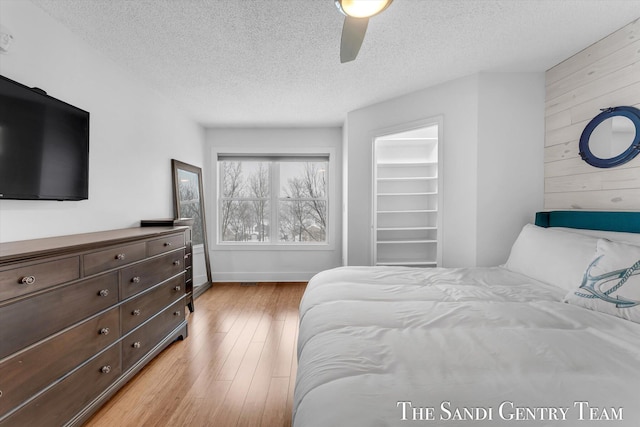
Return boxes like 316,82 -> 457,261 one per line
83,242 -> 146,276
121,273 -> 185,334
0,343 -> 121,427
147,233 -> 184,257
122,300 -> 185,371
120,249 -> 185,300
0,256 -> 79,303
0,308 -> 119,418
0,272 -> 118,359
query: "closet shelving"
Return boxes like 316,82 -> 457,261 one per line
373,126 -> 441,267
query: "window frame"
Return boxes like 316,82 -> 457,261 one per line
213,148 -> 335,251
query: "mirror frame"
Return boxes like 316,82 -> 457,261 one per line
579,106 -> 640,168
171,159 -> 212,296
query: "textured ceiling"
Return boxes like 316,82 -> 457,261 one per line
30,0 -> 640,127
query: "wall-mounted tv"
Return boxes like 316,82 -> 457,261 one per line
0,74 -> 89,201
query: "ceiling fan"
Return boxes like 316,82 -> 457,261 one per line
335,0 -> 393,63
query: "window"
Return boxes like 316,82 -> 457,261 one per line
218,155 -> 329,244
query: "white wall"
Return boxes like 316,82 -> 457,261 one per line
345,72 -> 545,268
341,123 -> 349,265
345,75 -> 479,267
205,127 -> 342,281
0,1 -> 204,243
476,72 -> 545,266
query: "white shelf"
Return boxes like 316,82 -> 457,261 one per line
376,261 -> 438,267
377,161 -> 437,167
377,226 -> 437,231
377,239 -> 437,244
377,192 -> 438,196
377,176 -> 437,181
374,128 -> 440,268
377,209 -> 437,214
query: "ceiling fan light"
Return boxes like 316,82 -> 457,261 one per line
335,0 -> 393,18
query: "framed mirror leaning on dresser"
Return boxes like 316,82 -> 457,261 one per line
171,159 -> 213,307
579,106 -> 640,168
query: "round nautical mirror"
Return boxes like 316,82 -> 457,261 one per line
589,116 -> 636,158
579,106 -> 640,168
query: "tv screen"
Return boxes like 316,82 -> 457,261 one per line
0,75 -> 89,201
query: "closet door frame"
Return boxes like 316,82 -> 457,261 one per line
371,116 -> 444,267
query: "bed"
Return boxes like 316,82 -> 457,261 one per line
293,211 -> 640,426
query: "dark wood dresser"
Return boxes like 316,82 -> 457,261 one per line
0,226 -> 190,426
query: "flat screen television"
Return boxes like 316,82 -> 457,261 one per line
0,74 -> 89,201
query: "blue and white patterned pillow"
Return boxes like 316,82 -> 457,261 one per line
565,239 -> 640,323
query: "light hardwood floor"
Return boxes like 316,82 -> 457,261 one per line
84,282 -> 307,427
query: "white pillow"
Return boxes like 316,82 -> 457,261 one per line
504,224 -> 598,290
565,239 -> 640,323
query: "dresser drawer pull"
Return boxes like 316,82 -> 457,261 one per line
99,327 -> 110,336
100,365 -> 112,374
173,260 -> 181,266
20,275 -> 36,285
98,289 -> 110,297
132,309 -> 141,316
115,253 -> 126,260
131,276 -> 141,284
174,310 -> 182,316
0,390 -> 3,398
132,341 -> 141,349
164,242 -> 172,247
174,285 -> 182,291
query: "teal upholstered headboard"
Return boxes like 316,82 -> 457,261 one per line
535,211 -> 640,233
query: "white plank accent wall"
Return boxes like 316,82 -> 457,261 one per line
544,18 -> 640,210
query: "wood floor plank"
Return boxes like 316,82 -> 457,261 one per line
216,313 -> 264,381
217,285 -> 276,381
83,282 -> 306,427
236,319 -> 286,427
209,341 -> 265,426
273,311 -> 299,378
261,377 -> 291,427
252,310 -> 275,343
165,381 -> 232,427
285,319 -> 300,427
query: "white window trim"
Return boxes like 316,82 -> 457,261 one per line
211,146 -> 336,251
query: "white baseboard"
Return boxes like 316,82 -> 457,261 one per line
212,271 -> 317,282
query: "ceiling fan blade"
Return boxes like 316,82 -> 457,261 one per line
340,16 -> 369,63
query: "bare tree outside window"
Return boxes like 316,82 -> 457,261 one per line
219,158 -> 327,244
220,161 -> 270,242
177,169 -> 204,245
220,161 -> 242,240
250,163 -> 269,242
279,162 -> 327,242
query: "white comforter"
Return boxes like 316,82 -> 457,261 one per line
293,266 -> 640,426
